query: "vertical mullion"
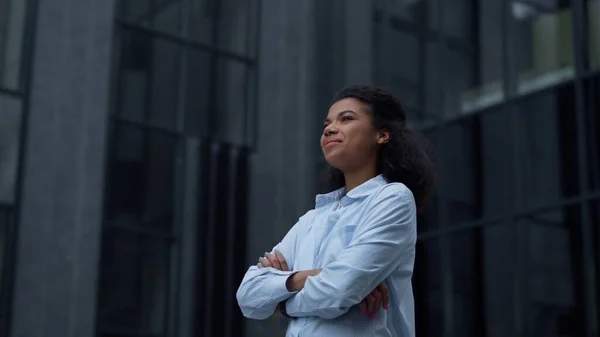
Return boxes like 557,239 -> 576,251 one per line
202,142 -> 220,337
249,0 -> 261,150
206,0 -> 222,139
432,0 -> 453,336
500,1 -> 526,336
571,1 -> 598,336
223,147 -> 237,337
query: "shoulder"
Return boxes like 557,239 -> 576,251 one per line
299,209 -> 316,223
371,182 -> 415,206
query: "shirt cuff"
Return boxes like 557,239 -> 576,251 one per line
265,269 -> 298,300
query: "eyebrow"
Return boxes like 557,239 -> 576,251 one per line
324,110 -> 357,123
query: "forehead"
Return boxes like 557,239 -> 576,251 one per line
326,98 -> 368,118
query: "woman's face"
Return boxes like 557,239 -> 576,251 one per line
321,98 -> 387,172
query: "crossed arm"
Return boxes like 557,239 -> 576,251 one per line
236,185 -> 416,320
257,251 -> 389,318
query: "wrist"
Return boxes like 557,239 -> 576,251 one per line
286,272 -> 303,292
286,269 -> 322,292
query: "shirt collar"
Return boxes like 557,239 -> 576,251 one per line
315,174 -> 388,208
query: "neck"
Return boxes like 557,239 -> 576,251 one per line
343,164 -> 378,192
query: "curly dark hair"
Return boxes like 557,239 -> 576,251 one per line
325,85 -> 436,214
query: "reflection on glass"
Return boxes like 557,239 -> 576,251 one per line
0,94 -> 22,204
0,207 -> 9,295
447,229 -> 485,337
516,1 -> 574,95
217,0 -> 257,56
187,0 -> 258,57
373,0 -> 426,25
440,209 -> 581,337
445,0 -> 504,116
586,76 -> 600,191
522,206 -> 581,336
373,14 -> 440,121
479,106 -> 516,218
437,119 -> 482,224
106,122 -> 177,232
150,0 -> 182,36
97,228 -> 173,336
116,31 -> 182,129
514,85 -> 580,205
184,49 -> 211,137
0,0 -> 27,90
0,206 -> 12,334
118,0 -> 183,36
414,238 -> 443,337
214,58 -> 249,145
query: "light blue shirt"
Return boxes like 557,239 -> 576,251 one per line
236,175 -> 417,337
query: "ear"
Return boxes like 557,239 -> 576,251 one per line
376,130 -> 391,145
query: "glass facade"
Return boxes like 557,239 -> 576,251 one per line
398,1 -> 600,336
96,1 -> 258,336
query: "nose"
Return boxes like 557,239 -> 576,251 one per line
323,125 -> 338,136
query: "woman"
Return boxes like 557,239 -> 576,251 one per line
236,85 -> 435,336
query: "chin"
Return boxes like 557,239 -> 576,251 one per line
324,153 -> 350,171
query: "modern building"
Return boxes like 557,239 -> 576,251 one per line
0,0 -> 599,337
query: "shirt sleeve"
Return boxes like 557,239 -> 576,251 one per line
285,184 -> 417,319
236,210 -> 314,320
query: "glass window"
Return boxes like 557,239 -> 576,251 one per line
115,30 -> 182,130
432,206 -> 583,337
443,0 -> 504,117
217,0 -> 259,57
586,75 -> 600,191
214,58 -> 250,145
414,238 -> 443,337
475,106 -> 516,218
117,0 -> 183,37
0,205 -> 14,335
187,0 -> 259,57
373,0 -> 428,26
105,122 -> 178,233
183,48 -> 211,137
513,84 -> 580,206
446,228 -> 485,337
433,117 -> 482,226
373,14 -> 441,121
511,1 -> 575,96
521,205 -> 583,337
96,227 -> 175,337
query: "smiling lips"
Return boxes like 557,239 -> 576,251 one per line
323,139 -> 342,148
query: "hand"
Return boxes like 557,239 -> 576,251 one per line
359,282 -> 389,319
258,250 -> 289,271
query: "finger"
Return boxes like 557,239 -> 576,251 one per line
372,290 -> 382,315
378,283 -> 390,310
360,300 -> 367,315
259,256 -> 271,268
265,253 -> 282,270
274,251 -> 289,271
366,294 -> 376,316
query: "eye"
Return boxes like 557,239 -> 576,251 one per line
341,115 -> 353,122
322,123 -> 329,130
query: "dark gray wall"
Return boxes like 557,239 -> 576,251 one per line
9,0 -> 115,336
